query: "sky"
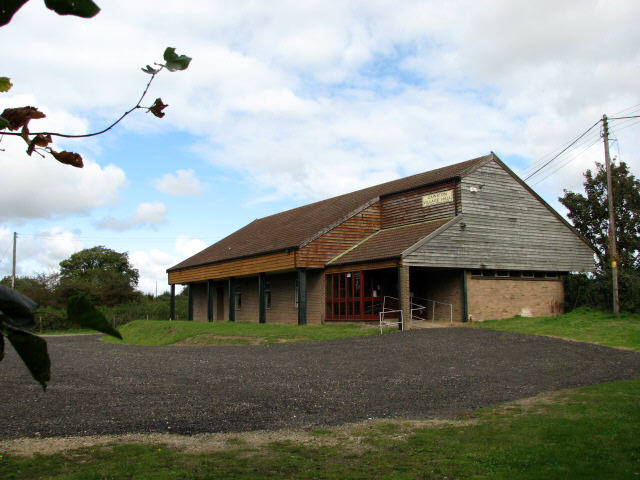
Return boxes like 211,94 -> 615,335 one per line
1,0 -> 639,295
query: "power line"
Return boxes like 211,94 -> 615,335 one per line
523,119 -> 602,182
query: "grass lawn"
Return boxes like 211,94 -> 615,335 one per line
103,319 -> 390,346
472,307 -> 640,351
2,378 -> 639,479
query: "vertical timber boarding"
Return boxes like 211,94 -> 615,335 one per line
207,279 -> 214,322
169,284 -> 175,320
258,273 -> 266,324
298,269 -> 307,325
228,277 -> 235,322
187,283 -> 193,321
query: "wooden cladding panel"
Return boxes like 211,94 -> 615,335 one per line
403,160 -> 595,272
168,251 -> 296,284
381,181 -> 457,228
297,203 -> 382,268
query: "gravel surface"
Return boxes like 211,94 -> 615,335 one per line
1,329 -> 639,439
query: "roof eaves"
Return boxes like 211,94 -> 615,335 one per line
401,215 -> 463,258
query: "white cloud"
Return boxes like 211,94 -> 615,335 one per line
0,136 -> 126,223
153,169 -> 204,196
130,248 -> 177,295
0,227 -> 84,278
175,236 -> 207,258
96,202 -> 167,231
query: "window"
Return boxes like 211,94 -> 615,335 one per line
295,278 -> 299,308
325,271 -> 381,320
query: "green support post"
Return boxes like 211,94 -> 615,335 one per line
207,279 -> 214,322
297,269 -> 307,325
169,284 -> 175,320
258,273 -> 266,324
461,269 -> 468,322
228,277 -> 235,322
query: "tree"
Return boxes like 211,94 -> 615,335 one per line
559,161 -> 639,271
58,246 -> 140,306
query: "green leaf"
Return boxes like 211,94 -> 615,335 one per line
67,295 -> 122,339
6,327 -> 50,390
0,285 -> 37,331
0,0 -> 30,27
44,0 -> 100,18
0,77 -> 12,92
141,65 -> 159,75
163,47 -> 191,72
0,116 -> 9,129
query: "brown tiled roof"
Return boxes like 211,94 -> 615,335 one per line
168,154 -> 491,271
328,217 -> 453,265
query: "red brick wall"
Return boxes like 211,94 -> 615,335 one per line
467,276 -> 564,321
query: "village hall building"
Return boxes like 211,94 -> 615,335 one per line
167,153 -> 595,325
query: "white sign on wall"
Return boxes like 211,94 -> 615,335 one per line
422,189 -> 454,207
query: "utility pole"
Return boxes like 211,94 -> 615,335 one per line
602,114 -> 620,314
11,232 -> 17,290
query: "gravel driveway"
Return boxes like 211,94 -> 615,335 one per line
1,328 -> 639,439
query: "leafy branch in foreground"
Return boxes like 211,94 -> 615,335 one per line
0,0 -> 101,28
0,285 -> 122,390
0,47 -> 191,168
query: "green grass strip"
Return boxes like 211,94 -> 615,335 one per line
473,307 -> 640,351
103,319 -> 390,346
2,378 -> 639,479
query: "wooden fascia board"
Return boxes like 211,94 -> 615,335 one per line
298,196 -> 381,249
400,215 -> 464,258
166,247 -> 298,274
324,259 -> 399,274
483,154 -> 597,254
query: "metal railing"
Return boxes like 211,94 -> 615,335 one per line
379,296 -> 403,333
410,296 -> 453,326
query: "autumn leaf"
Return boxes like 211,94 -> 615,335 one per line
0,77 -> 12,92
51,150 -> 84,168
148,98 -> 168,118
1,106 -> 46,131
27,134 -> 52,155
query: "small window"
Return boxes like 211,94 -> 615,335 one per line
482,270 -> 496,277
295,278 -> 299,308
265,290 -> 272,310
522,271 -> 535,278
496,270 -> 509,278
546,272 -> 558,279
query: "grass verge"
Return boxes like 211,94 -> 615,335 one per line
2,378 -> 639,479
103,320 -> 390,346
472,307 -> 640,351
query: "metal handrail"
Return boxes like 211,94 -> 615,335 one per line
410,296 -> 453,325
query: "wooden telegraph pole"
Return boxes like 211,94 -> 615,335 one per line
602,115 -> 620,314
11,232 -> 17,290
